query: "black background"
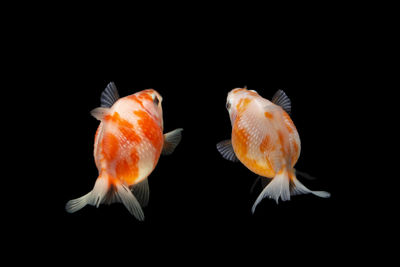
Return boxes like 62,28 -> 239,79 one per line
16,10 -> 374,262
48,51 -> 353,252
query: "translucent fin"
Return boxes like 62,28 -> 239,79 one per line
162,128 -> 183,155
271,89 -> 291,114
250,176 -> 272,193
66,176 -> 145,220
90,107 -> 109,121
115,183 -> 144,220
290,176 -> 331,198
294,169 -> 317,180
101,82 -> 120,108
251,169 -> 291,213
250,176 -> 262,193
131,179 -> 150,207
65,176 -> 109,213
65,192 -> 92,214
216,140 -> 239,162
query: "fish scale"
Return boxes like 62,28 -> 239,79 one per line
66,82 -> 183,220
217,88 -> 330,210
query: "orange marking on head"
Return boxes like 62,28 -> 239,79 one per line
247,90 -> 258,96
134,110 -> 163,153
264,112 -> 273,119
127,95 -> 145,109
101,132 -> 119,161
259,134 -> 271,153
137,92 -> 153,102
233,88 -> 245,94
236,98 -> 251,113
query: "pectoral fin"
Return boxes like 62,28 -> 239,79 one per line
162,128 -> 183,155
90,107 -> 109,121
216,140 -> 238,162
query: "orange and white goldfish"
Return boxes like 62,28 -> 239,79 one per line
217,88 -> 330,212
66,82 -> 183,220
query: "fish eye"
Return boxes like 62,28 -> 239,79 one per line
226,101 -> 231,110
153,96 -> 159,106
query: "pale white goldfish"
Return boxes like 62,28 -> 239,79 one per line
66,82 -> 183,220
217,88 -> 330,212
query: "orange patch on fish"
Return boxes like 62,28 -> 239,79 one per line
138,91 -> 153,102
134,110 -> 163,153
236,98 -> 251,113
264,112 -> 273,119
259,134 -> 271,153
291,141 -> 299,165
293,141 -> 299,154
119,120 -> 141,144
247,90 -> 258,97
232,124 -> 249,157
127,95 -> 145,109
278,131 -> 285,145
106,112 -> 142,144
233,88 -> 245,94
282,111 -> 296,133
277,130 -> 287,154
243,157 -> 275,178
116,149 -> 139,185
101,132 -> 119,161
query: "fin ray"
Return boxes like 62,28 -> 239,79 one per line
131,179 -> 150,207
250,175 -> 272,193
66,176 -> 145,220
101,82 -> 120,108
162,128 -> 183,155
290,176 -> 331,198
216,140 -> 239,162
252,169 -> 291,213
271,89 -> 291,114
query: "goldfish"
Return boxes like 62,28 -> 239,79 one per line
66,82 -> 183,220
217,88 -> 330,213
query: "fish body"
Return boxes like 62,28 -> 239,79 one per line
217,88 -> 330,212
66,82 -> 182,220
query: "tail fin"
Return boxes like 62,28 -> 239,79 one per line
66,176 -> 144,220
290,175 -> 331,198
251,169 -> 330,213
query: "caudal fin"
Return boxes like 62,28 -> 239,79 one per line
251,169 -> 330,213
252,169 -> 291,212
290,175 -> 331,198
66,176 -> 144,220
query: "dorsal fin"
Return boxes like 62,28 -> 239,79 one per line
101,82 -> 120,108
272,89 -> 291,114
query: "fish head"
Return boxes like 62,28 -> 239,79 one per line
136,89 -> 164,129
226,88 -> 260,125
